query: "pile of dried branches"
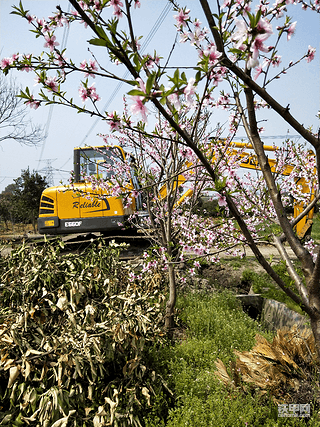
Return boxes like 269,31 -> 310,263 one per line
215,327 -> 319,402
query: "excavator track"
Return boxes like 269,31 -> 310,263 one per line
60,232 -> 152,259
1,231 -> 153,260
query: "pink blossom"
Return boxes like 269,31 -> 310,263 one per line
189,268 -> 196,276
55,52 -> 67,67
134,38 -> 141,50
110,0 -> 123,17
221,0 -> 232,7
306,45 -> 316,63
216,93 -> 230,109
256,18 -> 273,38
79,59 -> 98,78
94,0 -> 102,11
45,76 -> 58,92
231,19 -> 248,50
50,12 -> 69,28
210,69 -> 223,86
26,96 -> 40,109
189,29 -> 202,46
174,8 -> 190,28
128,271 -> 135,282
247,54 -> 259,70
110,0 -> 123,7
248,37 -> 271,69
26,14 -> 35,23
36,17 -> 45,27
130,96 -> 149,123
254,65 -> 263,81
193,18 -> 202,28
134,0 -> 141,8
34,76 -> 42,86
203,44 -> 222,65
22,65 -> 32,72
37,19 -> 50,33
287,21 -> 297,41
184,77 -> 196,107
179,30 -> 189,44
113,7 -> 123,18
43,34 -> 59,52
137,77 -> 146,93
168,92 -> 181,111
79,83 -> 101,102
218,194 -> 227,207
109,121 -> 120,131
0,57 -> 13,69
233,17 -> 272,69
271,55 -> 282,67
108,111 -> 120,131
79,1 -> 88,10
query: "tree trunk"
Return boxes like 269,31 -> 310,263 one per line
32,217 -> 36,234
309,315 -> 320,362
165,263 -> 176,335
3,218 -> 9,231
308,288 -> 320,361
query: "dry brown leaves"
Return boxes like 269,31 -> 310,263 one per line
215,326 -> 319,401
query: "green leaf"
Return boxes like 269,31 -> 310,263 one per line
195,70 -> 201,83
94,25 -> 108,40
127,89 -> 146,97
88,38 -> 107,47
229,48 -> 246,56
247,12 -> 255,27
255,9 -> 262,26
133,54 -> 142,72
173,68 -> 180,85
214,177 -> 227,192
146,73 -> 156,95
181,72 -> 187,84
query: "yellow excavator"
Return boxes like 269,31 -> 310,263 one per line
37,142 -> 316,239
159,141 -> 316,239
37,145 -> 142,235
223,141 -> 316,240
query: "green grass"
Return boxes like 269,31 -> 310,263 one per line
311,214 -> 320,244
148,290 -> 319,427
242,262 -> 306,316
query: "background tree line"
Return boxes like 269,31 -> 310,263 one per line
0,168 -> 48,233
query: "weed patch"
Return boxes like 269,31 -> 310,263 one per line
162,291 -> 319,426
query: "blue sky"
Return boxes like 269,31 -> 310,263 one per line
0,0 -> 319,192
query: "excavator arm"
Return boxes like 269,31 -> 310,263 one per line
159,141 -> 315,240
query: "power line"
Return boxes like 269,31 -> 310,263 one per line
78,1 -> 172,147
58,1 -> 172,171
37,1 -> 71,172
235,134 -> 301,140
37,159 -> 57,187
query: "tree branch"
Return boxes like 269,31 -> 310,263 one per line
199,0 -> 319,149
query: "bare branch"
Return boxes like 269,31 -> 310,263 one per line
0,75 -> 45,146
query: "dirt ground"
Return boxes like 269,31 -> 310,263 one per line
199,259 -> 264,294
182,243 -> 297,295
